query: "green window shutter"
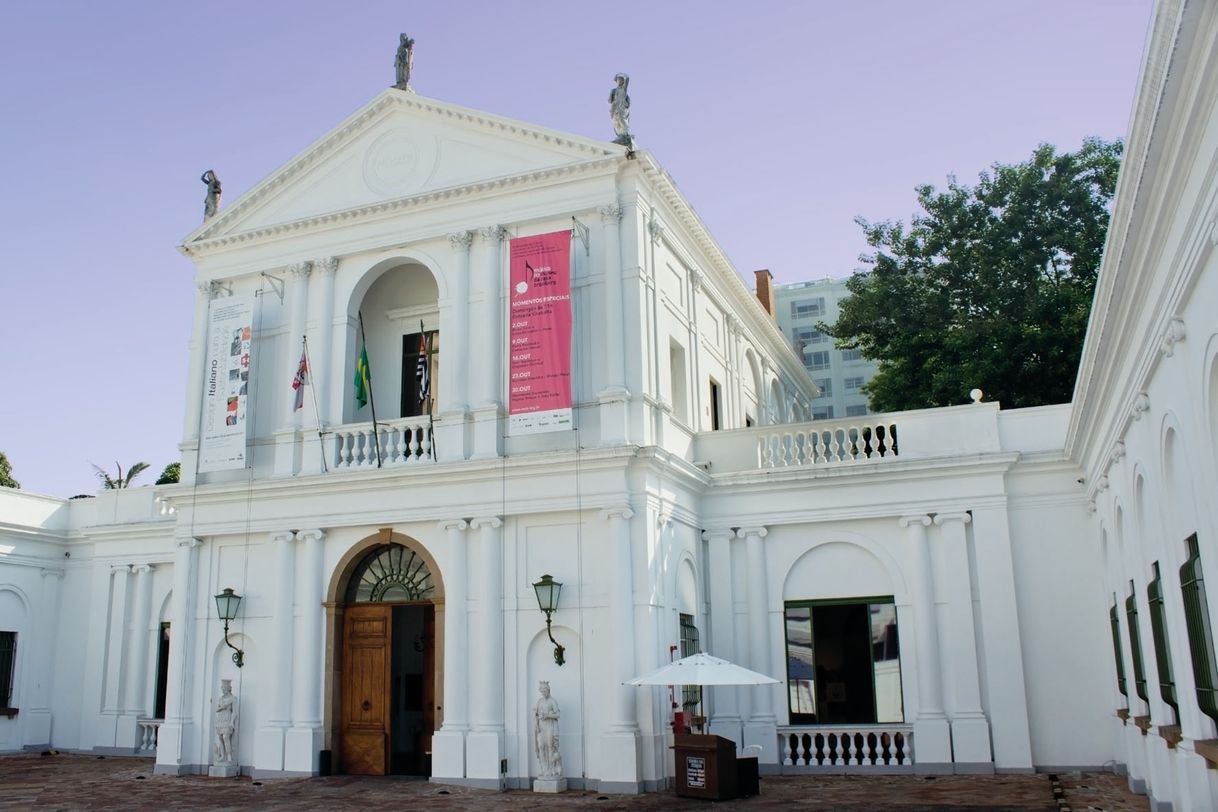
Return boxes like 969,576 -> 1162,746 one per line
1109,603 -> 1127,697
1147,562 -> 1178,710
1125,583 -> 1149,703
1179,534 -> 1218,722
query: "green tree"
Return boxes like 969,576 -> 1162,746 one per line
0,451 -> 18,489
825,138 -> 1122,412
92,461 -> 150,490
155,462 -> 181,485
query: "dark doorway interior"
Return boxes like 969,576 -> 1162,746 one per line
389,604 -> 429,775
813,603 -> 876,725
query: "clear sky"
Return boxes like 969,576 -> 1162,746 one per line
0,0 -> 1152,498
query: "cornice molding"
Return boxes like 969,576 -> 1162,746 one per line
181,156 -> 621,257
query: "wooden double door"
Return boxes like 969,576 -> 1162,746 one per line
341,603 -> 435,775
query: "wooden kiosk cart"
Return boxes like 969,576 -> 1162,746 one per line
673,734 -> 740,801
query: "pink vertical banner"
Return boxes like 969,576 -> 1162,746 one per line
508,229 -> 573,434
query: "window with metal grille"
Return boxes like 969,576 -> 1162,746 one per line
1147,562 -> 1177,710
790,298 -> 825,319
1125,583 -> 1148,703
679,614 -> 701,713
0,632 -> 15,709
1109,603 -> 1127,696
841,348 -> 863,362
1179,533 -> 1218,722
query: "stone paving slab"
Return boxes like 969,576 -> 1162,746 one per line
0,753 -> 1149,810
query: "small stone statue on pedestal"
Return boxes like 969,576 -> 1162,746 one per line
208,678 -> 239,777
533,680 -> 566,792
609,73 -> 633,149
201,170 -> 222,221
394,34 -> 415,91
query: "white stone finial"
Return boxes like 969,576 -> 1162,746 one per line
969,388 -> 983,404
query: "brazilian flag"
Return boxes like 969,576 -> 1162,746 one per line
354,342 -> 371,409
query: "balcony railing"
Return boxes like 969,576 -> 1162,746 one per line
759,420 -> 898,468
332,416 -> 434,470
778,724 -> 913,771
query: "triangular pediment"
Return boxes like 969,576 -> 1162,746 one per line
186,89 -> 620,244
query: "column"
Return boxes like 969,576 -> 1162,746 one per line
432,519 -> 470,781
285,528 -> 324,773
116,563 -> 155,748
598,205 -> 630,445
739,527 -> 778,761
302,257 -> 337,474
470,228 -> 507,459
466,516 -> 504,787
900,515 -> 951,769
180,282 -> 214,484
155,536 -> 201,775
274,261 -> 312,476
933,512 -> 992,769
26,568 -> 63,746
600,505 -> 641,791
435,233 -> 472,463
255,530 -> 296,772
102,563 -> 132,745
704,529 -> 742,743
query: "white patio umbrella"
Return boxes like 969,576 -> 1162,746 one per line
627,653 -> 779,734
626,652 -> 780,686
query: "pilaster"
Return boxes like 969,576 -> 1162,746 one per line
285,528 -> 325,773
598,205 -> 630,446
900,514 -> 952,770
156,536 -> 202,775
599,504 -> 642,792
704,528 -> 741,744
255,530 -> 296,773
738,527 -> 778,762
433,518 -> 470,782
933,512 -> 992,770
467,515 -> 505,787
301,257 -> 338,474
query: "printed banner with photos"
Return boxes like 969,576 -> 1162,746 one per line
199,295 -> 255,472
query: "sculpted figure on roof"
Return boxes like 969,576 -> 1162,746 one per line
394,34 -> 415,91
610,73 -> 632,147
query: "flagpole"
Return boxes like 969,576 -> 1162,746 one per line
358,310 -> 383,468
420,318 -> 435,460
302,336 -> 328,474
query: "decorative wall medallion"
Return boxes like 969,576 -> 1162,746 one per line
363,129 -> 434,197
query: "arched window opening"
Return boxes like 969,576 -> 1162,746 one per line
345,544 -> 435,603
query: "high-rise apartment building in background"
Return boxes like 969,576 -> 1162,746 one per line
773,278 -> 879,419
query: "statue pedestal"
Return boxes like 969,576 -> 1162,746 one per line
208,763 -> 239,778
533,777 -> 567,793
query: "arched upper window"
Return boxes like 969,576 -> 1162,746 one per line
345,544 -> 435,603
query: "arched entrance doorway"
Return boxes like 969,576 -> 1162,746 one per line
337,541 -> 438,776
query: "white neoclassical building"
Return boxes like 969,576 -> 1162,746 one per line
2,2 -> 1218,807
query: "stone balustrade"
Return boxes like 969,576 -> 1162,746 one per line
332,417 -> 434,469
778,724 -> 913,771
136,718 -> 161,755
758,420 -> 899,467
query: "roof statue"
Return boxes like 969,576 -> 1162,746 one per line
609,73 -> 633,148
200,169 -> 221,221
394,34 -> 415,91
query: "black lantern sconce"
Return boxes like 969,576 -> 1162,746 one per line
214,587 -> 245,668
532,573 -> 565,666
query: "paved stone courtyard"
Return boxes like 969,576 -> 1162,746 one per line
0,753 -> 1148,810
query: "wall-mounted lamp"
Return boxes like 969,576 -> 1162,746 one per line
214,587 -> 245,668
532,573 -> 565,666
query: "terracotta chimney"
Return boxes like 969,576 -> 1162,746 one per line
754,269 -> 775,318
